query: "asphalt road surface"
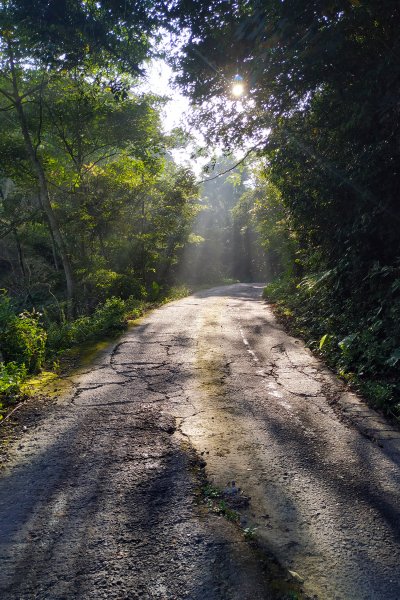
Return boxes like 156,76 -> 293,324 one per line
1,283 -> 400,600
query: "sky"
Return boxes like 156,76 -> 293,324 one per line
141,58 -> 212,178
143,59 -> 190,132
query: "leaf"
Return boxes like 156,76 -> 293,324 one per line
338,333 -> 357,352
386,349 -> 400,367
392,279 -> 400,293
319,333 -> 328,350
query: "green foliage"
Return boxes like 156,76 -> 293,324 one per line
0,362 -> 27,400
319,334 -> 329,351
237,174 -> 297,281
160,285 -> 191,303
46,297 -> 127,354
79,268 -> 147,307
1,0 -> 162,75
203,484 -> 221,499
359,381 -> 395,412
263,276 -> 296,304
202,483 -> 240,523
0,310 -> 47,373
243,526 -> 258,539
214,500 -> 240,523
149,281 -> 161,301
93,297 -> 127,334
0,5 -> 199,322
180,157 -> 268,284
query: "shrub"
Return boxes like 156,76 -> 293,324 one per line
80,269 -> 147,306
161,285 -> 191,303
46,297 -> 127,355
123,296 -> 146,320
0,362 -> 27,398
114,272 -> 147,300
45,320 -> 75,352
0,310 -> 47,373
91,297 -> 127,334
149,280 -> 161,301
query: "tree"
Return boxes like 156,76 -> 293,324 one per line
0,0 -> 166,313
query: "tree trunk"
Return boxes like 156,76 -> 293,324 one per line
49,227 -> 60,271
13,228 -> 34,305
8,44 -> 75,316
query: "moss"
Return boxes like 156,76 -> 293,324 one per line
21,370 -> 58,396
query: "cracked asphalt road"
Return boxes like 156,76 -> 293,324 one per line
1,283 -> 400,600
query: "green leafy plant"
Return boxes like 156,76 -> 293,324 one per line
0,362 -> 28,418
0,362 -> 27,397
243,526 -> 258,539
203,484 -> 221,499
91,297 -> 127,333
46,297 -> 127,354
215,500 -> 240,522
319,334 -> 328,350
0,310 -> 47,373
149,281 -> 161,301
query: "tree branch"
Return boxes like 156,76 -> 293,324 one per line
33,77 -> 47,153
0,87 -> 14,101
197,140 -> 267,184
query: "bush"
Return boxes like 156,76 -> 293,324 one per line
91,297 -> 127,334
46,297 -> 127,355
149,280 -> 161,301
80,269 -> 147,306
161,285 -> 191,303
0,310 -> 47,373
0,362 -> 27,398
0,362 -> 28,418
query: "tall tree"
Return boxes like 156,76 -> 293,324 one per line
0,0 -> 165,313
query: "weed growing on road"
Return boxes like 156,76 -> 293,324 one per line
203,484 -> 221,499
202,483 -> 240,523
243,525 -> 258,539
214,499 -> 240,522
200,481 -> 306,599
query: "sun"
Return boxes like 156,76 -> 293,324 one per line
232,83 -> 244,97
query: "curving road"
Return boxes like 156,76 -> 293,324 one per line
1,283 -> 400,599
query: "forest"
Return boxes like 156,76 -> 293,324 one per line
0,0 -> 399,419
